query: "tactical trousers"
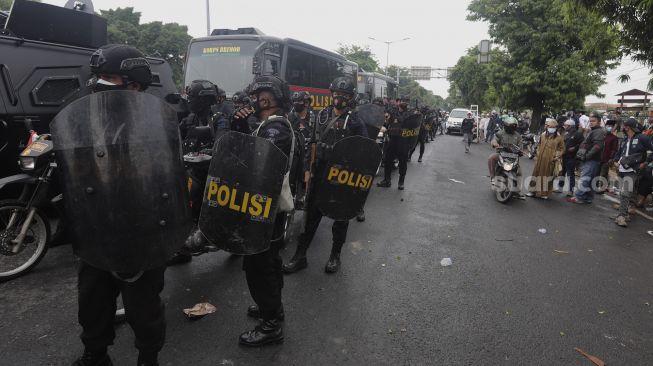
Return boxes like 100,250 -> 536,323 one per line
384,139 -> 408,182
78,262 -> 166,358
299,163 -> 349,250
243,239 -> 284,321
409,134 -> 426,160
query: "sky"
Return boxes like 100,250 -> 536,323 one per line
42,0 -> 652,105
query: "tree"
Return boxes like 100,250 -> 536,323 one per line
468,0 -> 620,129
570,0 -> 653,90
100,7 -> 191,88
0,0 -> 11,10
447,47 -> 495,110
337,44 -> 380,72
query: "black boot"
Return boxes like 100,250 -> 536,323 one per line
282,245 -> 308,274
325,252 -> 341,273
72,350 -> 113,366
376,180 -> 391,188
239,320 -> 284,347
166,252 -> 192,266
418,157 -> 423,163
356,210 -> 365,222
247,305 -> 285,322
398,177 -> 405,190
136,353 -> 158,366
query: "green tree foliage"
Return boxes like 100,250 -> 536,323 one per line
0,0 -> 12,10
100,7 -> 191,88
467,0 -> 620,128
570,0 -> 653,90
336,44 -> 380,72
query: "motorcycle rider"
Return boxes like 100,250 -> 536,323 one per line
376,96 -> 413,190
488,117 -> 525,198
73,44 -> 165,366
283,76 -> 368,275
231,75 -> 295,346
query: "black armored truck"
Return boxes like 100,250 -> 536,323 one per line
0,0 -> 180,185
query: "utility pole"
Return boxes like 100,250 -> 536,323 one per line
368,36 -> 410,76
206,0 -> 211,36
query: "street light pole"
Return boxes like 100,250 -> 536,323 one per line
206,0 -> 211,36
368,36 -> 410,76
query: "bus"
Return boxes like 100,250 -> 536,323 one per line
183,28 -> 358,110
357,72 -> 398,101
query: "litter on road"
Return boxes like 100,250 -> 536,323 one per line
183,302 -> 217,319
538,228 -> 547,234
440,258 -> 452,267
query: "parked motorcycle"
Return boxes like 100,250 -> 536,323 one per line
493,144 -> 523,203
0,134 -> 63,281
521,132 -> 538,159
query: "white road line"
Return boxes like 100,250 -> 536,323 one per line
602,194 -> 653,222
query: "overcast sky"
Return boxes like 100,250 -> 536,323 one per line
43,0 -> 652,104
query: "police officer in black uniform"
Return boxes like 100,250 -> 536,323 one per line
283,76 -> 368,274
409,107 -> 429,162
73,44 -> 164,366
231,75 -> 295,346
376,97 -> 413,190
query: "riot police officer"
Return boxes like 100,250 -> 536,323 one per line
288,91 -> 314,204
409,107 -> 430,162
376,96 -> 413,190
231,75 -> 295,346
71,44 -> 169,366
231,91 -> 259,131
283,76 -> 368,275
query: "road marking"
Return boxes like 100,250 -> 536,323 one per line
602,194 -> 653,222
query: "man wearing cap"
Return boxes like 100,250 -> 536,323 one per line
611,118 -> 653,227
559,117 -> 584,196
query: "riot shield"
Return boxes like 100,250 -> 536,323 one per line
356,104 -> 385,139
401,113 -> 422,150
198,131 -> 288,255
51,91 -> 192,273
315,136 -> 382,220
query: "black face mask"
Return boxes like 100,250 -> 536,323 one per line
293,103 -> 306,113
504,125 -> 516,134
335,95 -> 353,109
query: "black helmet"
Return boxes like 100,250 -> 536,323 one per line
187,80 -> 218,98
217,88 -> 226,98
329,76 -> 356,95
248,75 -> 291,109
232,91 -> 249,104
291,90 -> 312,104
89,44 -> 152,89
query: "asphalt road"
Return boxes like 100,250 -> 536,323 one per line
1,134 -> 653,366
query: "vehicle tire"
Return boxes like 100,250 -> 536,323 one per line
0,200 -> 50,282
495,188 -> 512,204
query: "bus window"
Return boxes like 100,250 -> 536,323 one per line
312,55 -> 332,89
184,40 -> 259,96
286,47 -> 311,86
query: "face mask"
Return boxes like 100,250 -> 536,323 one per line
547,127 -> 557,134
504,125 -> 516,133
90,77 -> 128,93
333,96 -> 348,109
606,127 -> 613,133
293,103 -> 306,113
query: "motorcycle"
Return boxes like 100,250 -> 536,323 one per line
493,144 -> 523,203
521,132 -> 538,159
0,134 -> 63,281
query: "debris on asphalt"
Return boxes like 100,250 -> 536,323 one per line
587,249 -> 594,253
400,328 -> 407,333
183,302 -> 216,319
381,263 -> 386,267
648,231 -> 653,237
560,332 -> 565,337
449,178 -> 465,184
387,329 -> 393,334
495,239 -> 514,242
598,310 -> 606,315
645,302 -> 650,306
574,347 -> 606,366
400,198 -> 404,202
538,228 -> 547,234
553,250 -> 570,254
440,258 -> 452,267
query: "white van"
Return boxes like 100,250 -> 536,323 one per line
445,108 -> 472,135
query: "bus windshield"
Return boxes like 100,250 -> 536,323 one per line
184,39 -> 260,96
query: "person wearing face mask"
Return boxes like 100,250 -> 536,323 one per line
596,120 -> 619,194
376,96 -> 414,189
488,117 -> 524,199
611,118 -> 653,227
558,118 -> 584,196
178,80 -> 219,139
568,112 -> 606,204
526,118 -> 564,199
283,76 -> 368,275
230,75 -> 295,346
71,44 -> 171,366
288,91 -> 314,206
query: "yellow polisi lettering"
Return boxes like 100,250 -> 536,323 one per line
325,167 -> 373,191
205,179 -> 274,220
